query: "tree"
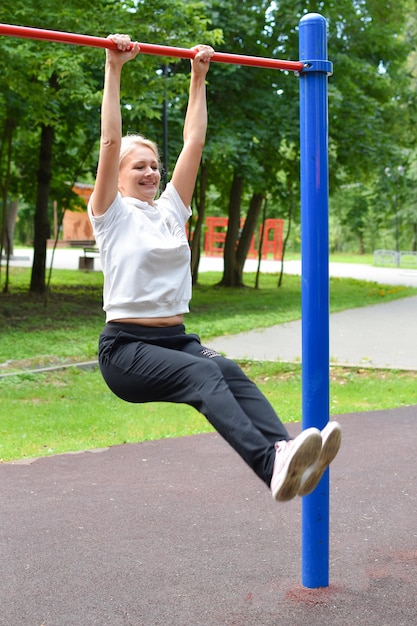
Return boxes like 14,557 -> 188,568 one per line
2,0 -> 417,291
0,97 -> 18,293
321,0 -> 417,252
197,0 -> 417,275
0,0 -> 122,292
197,0 -> 300,286
0,0 -> 220,292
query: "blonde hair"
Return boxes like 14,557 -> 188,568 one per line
119,134 -> 161,169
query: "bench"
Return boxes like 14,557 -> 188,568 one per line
78,245 -> 100,271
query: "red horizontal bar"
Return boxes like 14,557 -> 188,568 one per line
0,23 -> 304,72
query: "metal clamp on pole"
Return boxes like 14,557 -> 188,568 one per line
299,59 -> 333,75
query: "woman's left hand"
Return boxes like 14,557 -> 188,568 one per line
191,45 -> 214,76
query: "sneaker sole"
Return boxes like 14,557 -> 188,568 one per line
273,429 -> 322,502
298,422 -> 342,497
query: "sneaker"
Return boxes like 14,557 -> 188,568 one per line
271,428 -> 322,502
298,421 -> 342,497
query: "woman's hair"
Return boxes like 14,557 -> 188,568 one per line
119,134 -> 161,169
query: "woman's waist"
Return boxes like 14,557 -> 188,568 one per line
100,320 -> 187,341
109,314 -> 184,327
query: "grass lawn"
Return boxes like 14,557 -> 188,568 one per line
1,361 -> 416,462
1,266 -> 416,462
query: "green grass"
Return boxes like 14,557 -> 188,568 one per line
1,362 -> 416,462
1,266 -> 416,462
329,252 -> 375,264
277,252 -> 376,264
274,251 -> 406,265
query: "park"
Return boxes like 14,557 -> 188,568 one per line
0,1 -> 415,624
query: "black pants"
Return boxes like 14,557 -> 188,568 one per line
98,323 -> 290,487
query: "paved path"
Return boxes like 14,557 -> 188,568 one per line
198,258 -> 417,370
208,295 -> 417,370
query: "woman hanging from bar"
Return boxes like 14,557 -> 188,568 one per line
88,33 -> 341,502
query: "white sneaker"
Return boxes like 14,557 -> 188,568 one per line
271,428 -> 322,502
298,421 -> 342,497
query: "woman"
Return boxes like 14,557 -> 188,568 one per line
88,34 -> 341,502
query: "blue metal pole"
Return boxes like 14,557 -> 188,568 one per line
299,13 -> 332,588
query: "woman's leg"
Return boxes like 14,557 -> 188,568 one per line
99,329 -> 278,485
181,339 -> 290,445
98,326 -> 326,500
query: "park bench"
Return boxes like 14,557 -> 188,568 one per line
79,245 -> 100,270
68,240 -> 100,270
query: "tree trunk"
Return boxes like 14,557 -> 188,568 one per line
191,162 -> 209,285
0,113 -> 15,293
236,192 -> 263,274
30,124 -> 54,294
358,234 -> 365,255
219,172 -> 244,287
255,196 -> 268,289
278,183 -> 294,288
2,199 -> 19,255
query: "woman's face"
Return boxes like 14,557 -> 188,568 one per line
118,144 -> 161,203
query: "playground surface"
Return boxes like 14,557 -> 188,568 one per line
1,404 -> 416,625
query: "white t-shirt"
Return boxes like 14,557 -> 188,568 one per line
88,182 -> 192,322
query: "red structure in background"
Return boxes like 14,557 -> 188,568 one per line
204,216 -> 284,260
60,183 -> 94,243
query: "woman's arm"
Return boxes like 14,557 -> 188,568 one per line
171,45 -> 214,208
90,35 -> 140,216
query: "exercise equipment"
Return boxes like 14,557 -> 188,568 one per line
0,23 -> 304,72
0,14 -> 332,590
